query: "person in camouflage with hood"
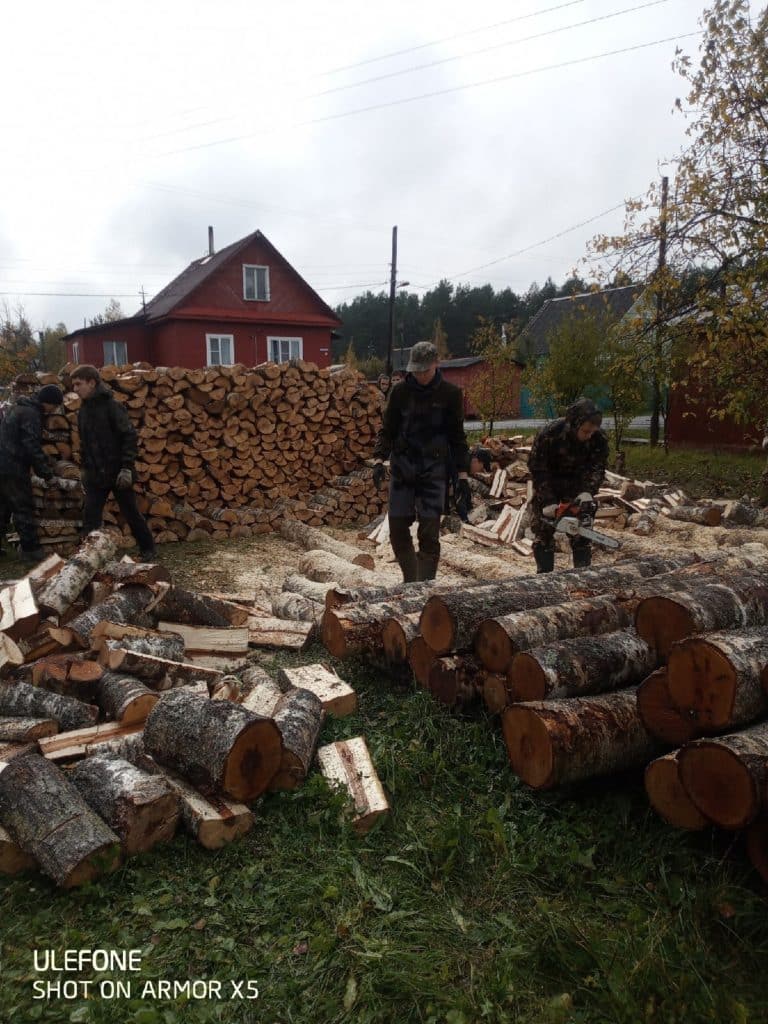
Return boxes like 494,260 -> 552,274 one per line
0,383 -> 63,561
527,397 -> 609,573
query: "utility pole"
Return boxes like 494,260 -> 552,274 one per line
385,226 -> 398,377
650,175 -> 669,448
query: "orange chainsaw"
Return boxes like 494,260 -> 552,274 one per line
542,495 -> 621,550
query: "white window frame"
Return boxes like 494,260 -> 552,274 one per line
267,336 -> 303,364
103,340 -> 127,366
243,264 -> 270,302
206,333 -> 235,366
72,341 -> 80,363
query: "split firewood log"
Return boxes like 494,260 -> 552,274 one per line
276,664 -> 357,716
636,668 -> 698,746
278,518 -> 375,569
666,629 -> 768,734
0,754 -> 122,887
677,721 -> 768,829
35,530 -> 119,618
501,688 -> 657,789
247,616 -> 313,650
38,721 -> 145,762
0,680 -> 97,731
635,570 -> 768,657
644,751 -> 708,830
428,655 -> 484,709
157,623 -> 249,656
297,549 -> 376,587
238,665 -> 286,717
630,499 -> 663,536
507,629 -> 658,702
70,754 -> 181,855
0,824 -> 37,875
26,654 -> 103,702
0,716 -> 58,742
56,585 -> 157,649
0,634 -> 24,676
143,689 -> 283,801
96,670 -> 159,724
269,688 -> 325,791
0,578 -> 39,640
316,736 -> 389,834
99,631 -> 185,662
153,587 -> 248,627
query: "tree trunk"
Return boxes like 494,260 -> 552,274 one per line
278,518 -> 375,569
644,751 -> 707,830
636,668 -> 698,746
428,655 -> 484,709
269,689 -> 325,791
0,680 -> 97,732
0,716 -> 58,742
635,570 -> 768,658
421,555 -> 698,655
475,595 -> 633,674
282,574 -> 336,603
96,670 -> 159,724
664,505 -> 722,527
143,689 -> 283,801
34,530 -> 119,618
322,596 -> 430,658
678,722 -> 768,829
0,754 -> 122,887
70,754 -> 181,855
501,688 -> 657,789
666,629 -> 768,733
64,585 -> 157,648
270,591 -> 323,627
381,613 -> 421,666
101,632 -> 186,662
297,549 -> 377,587
508,629 -> 658,702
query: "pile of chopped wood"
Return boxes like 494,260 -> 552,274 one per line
0,531 -> 389,886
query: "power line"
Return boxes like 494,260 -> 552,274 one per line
157,31 -> 699,158
311,0 -> 670,99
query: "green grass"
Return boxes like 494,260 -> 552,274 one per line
2,642 -> 768,1024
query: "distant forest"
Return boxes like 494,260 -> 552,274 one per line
331,274 -> 627,363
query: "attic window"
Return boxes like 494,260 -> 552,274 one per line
243,264 -> 270,302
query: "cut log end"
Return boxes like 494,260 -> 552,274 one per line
474,620 -> 514,674
635,596 -> 697,658
320,613 -> 347,658
481,673 -> 509,714
62,843 -> 123,889
507,652 -> 546,702
501,707 -> 553,789
667,639 -> 736,730
679,745 -> 758,829
224,719 -> 284,801
419,596 -> 455,656
644,754 -> 708,830
636,669 -> 698,746
381,619 -> 409,665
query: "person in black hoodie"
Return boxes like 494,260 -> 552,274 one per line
71,365 -> 156,560
372,342 -> 470,582
0,383 -> 63,561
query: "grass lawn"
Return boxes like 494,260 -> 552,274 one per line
2,634 -> 768,1024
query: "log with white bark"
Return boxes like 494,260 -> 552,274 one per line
239,665 -> 286,717
507,629 -> 658,702
96,670 -> 159,724
269,688 -> 325,790
722,501 -> 768,528
61,585 -> 156,648
316,736 -> 389,834
29,653 -> 103,699
475,595 -> 633,674
644,751 -> 708,830
278,518 -> 375,569
664,505 -> 722,527
501,689 -> 657,789
143,689 -> 283,801
0,716 -> 58,742
70,754 -> 181,855
631,498 -> 663,536
381,613 -> 421,666
153,587 -> 248,627
99,631 -> 185,663
270,591 -> 323,627
0,824 -> 37,875
35,530 -> 119,618
438,538 -> 519,579
0,754 -> 122,887
247,615 -> 313,649
636,668 -> 698,746
428,655 -> 484,709
0,680 -> 97,731
298,549 -> 376,588
276,663 -> 357,717
408,635 -> 440,689
635,570 -> 768,657
678,721 -> 768,829
0,578 -> 39,640
282,574 -> 336,603
666,628 -> 768,733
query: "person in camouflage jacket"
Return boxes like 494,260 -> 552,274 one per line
527,397 -> 608,573
0,384 -> 63,561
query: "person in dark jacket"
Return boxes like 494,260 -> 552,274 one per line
0,384 -> 63,561
71,365 -> 156,559
527,397 -> 609,573
372,342 -> 470,582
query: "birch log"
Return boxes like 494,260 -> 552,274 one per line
70,755 -> 181,855
63,585 -> 157,648
297,549 -> 376,587
34,529 -> 119,618
0,717 -> 58,742
278,518 -> 375,569
501,689 -> 657,789
153,587 -> 247,627
269,688 -> 325,790
664,505 -> 722,527
270,591 -> 323,627
96,670 -> 159,724
0,754 -> 122,887
143,689 -> 283,801
428,655 -> 484,709
381,613 -> 421,666
0,680 -> 97,731
644,751 -> 708,830
0,825 -> 36,875
100,632 -> 185,663
282,575 -> 336,603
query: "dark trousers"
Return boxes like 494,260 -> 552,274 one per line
389,516 -> 441,583
83,484 -> 155,552
0,474 -> 40,552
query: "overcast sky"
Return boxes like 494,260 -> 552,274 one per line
1,0 -> 714,334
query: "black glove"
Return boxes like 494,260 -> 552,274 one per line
372,463 -> 387,489
455,478 -> 472,521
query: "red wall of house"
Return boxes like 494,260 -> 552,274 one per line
667,385 -> 762,450
66,322 -> 151,367
441,363 -> 522,419
151,321 -> 333,368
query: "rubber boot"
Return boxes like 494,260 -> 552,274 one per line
416,518 -> 441,581
533,544 -> 555,574
572,543 -> 592,569
390,517 -> 419,583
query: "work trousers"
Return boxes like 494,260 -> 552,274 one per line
0,474 -> 40,552
389,516 -> 441,583
83,484 -> 155,553
530,496 -> 591,571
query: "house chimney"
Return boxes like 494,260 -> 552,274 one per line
208,226 -> 215,256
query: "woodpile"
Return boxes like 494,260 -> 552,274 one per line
0,533 -> 389,885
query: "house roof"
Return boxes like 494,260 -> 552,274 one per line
519,285 -> 641,360
439,356 -> 485,369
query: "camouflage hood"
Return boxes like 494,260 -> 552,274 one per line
565,397 -> 603,429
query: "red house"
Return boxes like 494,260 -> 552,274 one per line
64,229 -> 342,369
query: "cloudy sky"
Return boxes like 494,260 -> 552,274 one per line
1,0 -> 713,333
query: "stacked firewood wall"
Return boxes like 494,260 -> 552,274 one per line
13,363 -> 386,548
